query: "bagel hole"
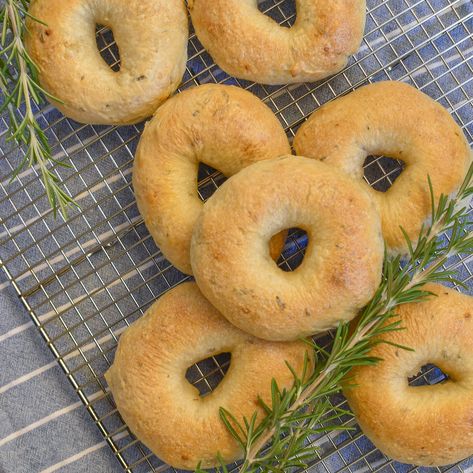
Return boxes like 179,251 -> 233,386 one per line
95,25 -> 121,71
198,163 -> 227,202
364,156 -> 405,192
185,352 -> 231,397
276,228 -> 308,272
408,363 -> 449,387
258,0 -> 296,28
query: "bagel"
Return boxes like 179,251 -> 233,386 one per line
133,84 -> 291,274
25,0 -> 188,125
294,81 -> 472,255
190,156 -> 384,342
105,282 -> 311,470
344,283 -> 473,466
188,0 -> 366,85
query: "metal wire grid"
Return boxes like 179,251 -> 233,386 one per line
0,0 -> 472,471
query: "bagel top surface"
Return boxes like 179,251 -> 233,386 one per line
105,282 -> 311,470
294,81 -> 472,254
344,283 -> 473,466
188,0 -> 366,84
191,155 -> 384,341
132,84 -> 291,274
25,0 -> 188,125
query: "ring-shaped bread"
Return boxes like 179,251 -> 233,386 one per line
190,156 -> 384,341
294,81 -> 472,255
105,282 -> 311,470
344,283 -> 473,466
188,0 -> 366,85
25,0 -> 188,125
133,84 -> 291,274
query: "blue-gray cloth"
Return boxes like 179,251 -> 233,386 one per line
0,267 -> 120,472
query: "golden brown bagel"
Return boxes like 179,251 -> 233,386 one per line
188,0 -> 366,85
190,156 -> 384,341
344,283 -> 473,466
133,84 -> 291,274
105,282 -> 311,470
294,81 -> 472,255
25,0 -> 188,125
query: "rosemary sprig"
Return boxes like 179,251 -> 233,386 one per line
0,0 -> 77,218
197,163 -> 473,473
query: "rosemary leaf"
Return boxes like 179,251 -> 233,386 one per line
0,0 -> 78,218
197,164 -> 473,473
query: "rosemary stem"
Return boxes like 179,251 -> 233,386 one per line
8,2 -> 37,160
1,0 -> 78,217
243,326 -> 366,467
244,375 -> 322,466
242,241 -> 461,470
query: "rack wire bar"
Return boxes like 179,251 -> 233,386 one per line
0,1 -> 472,472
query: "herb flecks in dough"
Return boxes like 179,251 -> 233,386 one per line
197,163 -> 473,473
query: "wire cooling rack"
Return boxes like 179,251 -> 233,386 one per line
0,0 -> 472,472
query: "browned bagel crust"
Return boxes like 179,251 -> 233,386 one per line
25,0 -> 188,125
105,282 -> 311,470
188,0 -> 366,85
133,84 -> 291,274
190,156 -> 384,341
294,81 -> 472,255
344,284 -> 473,466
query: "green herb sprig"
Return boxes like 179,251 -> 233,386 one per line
197,163 -> 473,473
0,0 -> 77,217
